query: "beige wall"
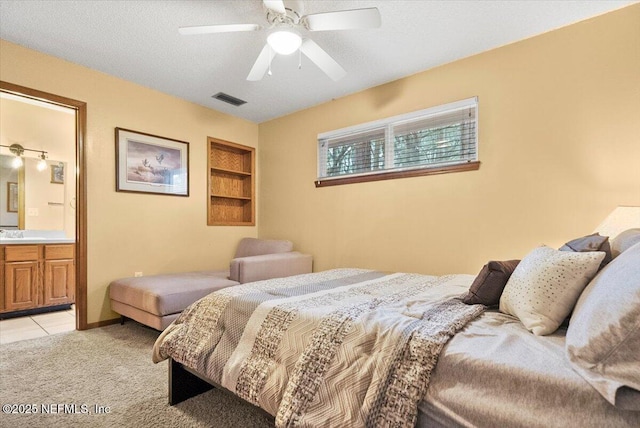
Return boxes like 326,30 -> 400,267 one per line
1,5 -> 638,324
258,5 -> 640,275
0,40 -> 259,324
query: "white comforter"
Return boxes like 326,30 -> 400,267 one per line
421,310 -> 640,427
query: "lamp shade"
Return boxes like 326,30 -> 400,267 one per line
267,29 -> 302,55
594,206 -> 640,239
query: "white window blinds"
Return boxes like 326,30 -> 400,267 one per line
318,97 -> 478,183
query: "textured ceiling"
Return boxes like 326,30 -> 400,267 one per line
0,0 -> 635,123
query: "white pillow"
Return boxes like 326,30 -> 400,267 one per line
566,241 -> 640,410
499,245 -> 604,335
610,228 -> 640,258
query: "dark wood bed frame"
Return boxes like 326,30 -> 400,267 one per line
168,358 -> 215,405
168,358 -> 275,422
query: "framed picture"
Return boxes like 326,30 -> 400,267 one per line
7,182 -> 18,212
51,163 -> 65,184
115,128 -> 189,196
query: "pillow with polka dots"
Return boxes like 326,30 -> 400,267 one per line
499,245 -> 605,335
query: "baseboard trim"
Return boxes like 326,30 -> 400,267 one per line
84,318 -> 121,330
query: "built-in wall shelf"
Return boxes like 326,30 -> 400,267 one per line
207,137 -> 255,226
210,167 -> 252,176
210,194 -> 252,200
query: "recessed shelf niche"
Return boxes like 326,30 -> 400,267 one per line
207,137 -> 255,226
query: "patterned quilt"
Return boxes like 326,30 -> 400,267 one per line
153,269 -> 484,427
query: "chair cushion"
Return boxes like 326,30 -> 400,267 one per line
109,270 -> 237,316
234,237 -> 293,258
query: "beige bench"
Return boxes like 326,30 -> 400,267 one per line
109,238 -> 313,330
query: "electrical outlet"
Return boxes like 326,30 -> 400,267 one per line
27,208 -> 39,216
134,272 -> 143,277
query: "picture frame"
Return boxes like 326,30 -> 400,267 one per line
51,163 -> 65,184
7,182 -> 18,212
115,128 -> 189,196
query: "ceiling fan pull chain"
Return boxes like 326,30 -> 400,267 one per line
268,45 -> 273,76
298,48 -> 302,69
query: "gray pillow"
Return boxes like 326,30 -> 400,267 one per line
559,232 -> 612,268
462,260 -> 520,306
566,241 -> 640,410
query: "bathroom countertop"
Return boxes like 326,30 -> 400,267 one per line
0,238 -> 76,245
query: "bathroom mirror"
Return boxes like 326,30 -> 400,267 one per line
0,91 -> 77,238
0,154 -> 19,227
0,154 -> 74,234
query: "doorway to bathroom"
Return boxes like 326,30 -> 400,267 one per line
0,81 -> 87,336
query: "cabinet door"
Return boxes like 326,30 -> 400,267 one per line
0,261 -> 4,311
4,261 -> 39,311
43,259 -> 75,306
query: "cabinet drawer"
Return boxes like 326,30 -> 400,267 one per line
45,245 -> 74,260
5,246 -> 40,262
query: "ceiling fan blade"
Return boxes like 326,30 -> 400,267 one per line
300,39 -> 346,81
302,7 -> 381,31
263,0 -> 286,14
247,44 -> 273,81
179,24 -> 260,35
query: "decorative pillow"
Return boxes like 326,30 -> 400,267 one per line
499,246 -> 604,336
462,260 -> 520,306
566,241 -> 640,410
559,232 -> 612,268
610,228 -> 640,258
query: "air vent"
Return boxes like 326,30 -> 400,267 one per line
212,92 -> 247,107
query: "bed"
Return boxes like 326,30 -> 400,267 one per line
152,231 -> 640,427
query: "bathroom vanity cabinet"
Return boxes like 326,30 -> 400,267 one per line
0,243 -> 75,314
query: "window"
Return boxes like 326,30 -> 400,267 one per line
316,97 -> 479,187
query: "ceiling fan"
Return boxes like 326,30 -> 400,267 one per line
179,0 -> 381,81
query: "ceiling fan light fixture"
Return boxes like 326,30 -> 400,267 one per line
267,29 -> 302,55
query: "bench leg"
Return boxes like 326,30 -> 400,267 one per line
120,315 -> 126,325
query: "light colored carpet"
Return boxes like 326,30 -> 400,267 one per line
0,322 -> 274,427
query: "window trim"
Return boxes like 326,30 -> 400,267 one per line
315,161 -> 480,187
316,97 -> 479,187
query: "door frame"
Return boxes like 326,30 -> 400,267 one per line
1,80 -> 88,330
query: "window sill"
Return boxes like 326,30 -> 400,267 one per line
314,161 -> 480,188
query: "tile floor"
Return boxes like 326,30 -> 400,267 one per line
0,306 -> 75,345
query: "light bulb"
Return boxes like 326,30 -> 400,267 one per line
37,158 -> 47,171
12,156 -> 23,168
267,30 -> 302,55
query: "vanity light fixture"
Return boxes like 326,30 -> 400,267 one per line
11,154 -> 23,168
8,143 -> 24,168
37,151 -> 48,171
0,143 -> 48,170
